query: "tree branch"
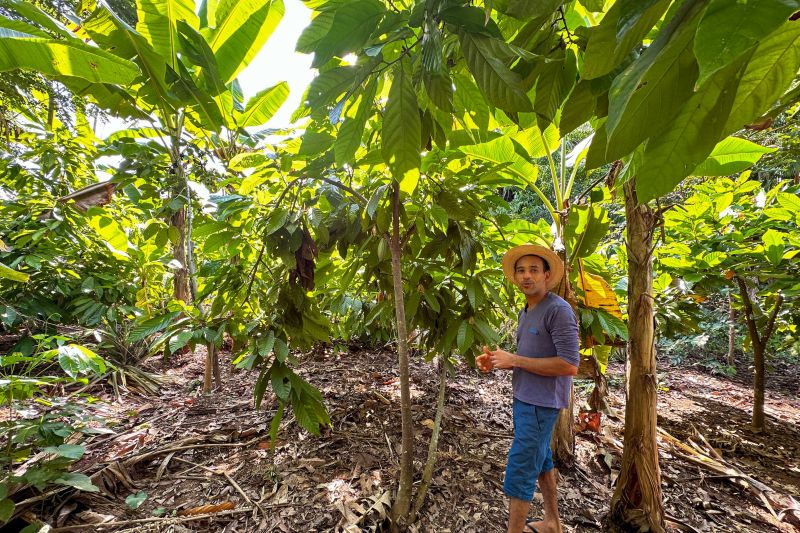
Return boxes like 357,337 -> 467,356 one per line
734,276 -> 762,348
761,293 -> 784,347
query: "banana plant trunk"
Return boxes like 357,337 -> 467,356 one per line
551,252 -> 577,467
609,180 -> 665,532
389,182 -> 414,529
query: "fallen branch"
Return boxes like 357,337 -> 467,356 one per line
49,507 -> 256,532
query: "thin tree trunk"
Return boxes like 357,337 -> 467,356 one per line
727,293 -> 736,366
171,207 -> 189,303
389,182 -> 414,529
734,277 -> 783,433
203,343 -> 215,394
609,180 -> 664,532
410,355 -> 447,522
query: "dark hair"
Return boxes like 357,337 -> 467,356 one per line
516,254 -> 550,272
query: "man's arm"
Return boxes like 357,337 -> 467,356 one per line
486,346 -> 578,376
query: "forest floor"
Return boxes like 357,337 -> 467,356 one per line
18,345 -> 800,532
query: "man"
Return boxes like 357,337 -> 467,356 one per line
476,244 -> 579,533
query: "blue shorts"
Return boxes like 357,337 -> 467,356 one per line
503,398 -> 560,501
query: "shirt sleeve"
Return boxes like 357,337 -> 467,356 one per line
547,304 -> 580,367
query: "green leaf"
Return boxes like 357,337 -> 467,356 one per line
694,0 -> 797,85
305,66 -> 356,109
126,491 -> 147,509
54,473 -> 99,492
44,444 -> 85,460
763,229 -> 786,266
88,213 -> 131,260
257,331 -> 276,356
0,262 -> 29,283
504,0 -> 563,19
459,31 -> 532,112
2,0 -> 76,39
581,0 -> 671,80
691,137 -> 776,176
335,79 -> 377,166
605,1 -> 703,161
565,205 -> 610,262
723,20 -> 800,136
136,0 -> 198,71
777,192 -> 800,214
56,344 -> 106,379
176,20 -> 226,95
209,0 -> 285,84
264,208 -> 289,235
366,183 -> 389,219
310,0 -> 385,68
238,82 -> 289,127
296,10 -> 334,54
0,37 -> 139,85
171,62 -> 225,130
129,312 -> 180,342
457,321 -> 474,353
168,330 -> 193,353
0,498 -> 14,523
382,60 -> 421,191
533,51 -> 577,124
635,56 -> 747,202
459,136 -> 537,184
560,80 -> 595,135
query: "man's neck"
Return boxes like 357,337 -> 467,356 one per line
525,291 -> 548,309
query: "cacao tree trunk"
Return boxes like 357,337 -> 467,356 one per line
609,180 -> 664,532
734,277 -> 783,433
171,206 -> 189,303
551,251 -> 578,467
389,182 -> 414,529
727,293 -> 736,366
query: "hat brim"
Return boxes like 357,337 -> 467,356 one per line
502,244 -> 564,290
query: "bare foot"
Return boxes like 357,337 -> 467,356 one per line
523,520 -> 562,533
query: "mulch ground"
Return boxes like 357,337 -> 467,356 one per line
13,345 -> 800,532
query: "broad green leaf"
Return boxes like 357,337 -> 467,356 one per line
691,137 -> 776,176
723,20 -> 800,135
0,14 -> 51,39
44,444 -> 85,460
310,0 -> 385,67
88,213 -> 131,260
0,37 -> 139,85
168,331 -> 193,353
2,0 -> 77,39
459,31 -> 533,112
264,207 -> 289,235
503,0 -> 563,19
176,20 -> 226,96
635,57 -> 746,202
382,61 -> 421,192
296,10 -> 334,53
439,6 -> 503,38
172,62 -> 224,130
83,7 -> 176,112
581,0 -> 671,80
0,499 -> 13,523
54,473 -> 99,492
777,192 -> 800,214
0,262 -> 29,283
238,82 -> 289,127
305,66 -> 356,110
565,205 -> 610,263
366,183 -> 389,219
335,80 -> 377,166
136,0 -> 198,71
763,229 -> 786,266
534,51 -> 577,124
457,321 -> 473,352
459,136 -> 537,184
129,312 -> 180,342
208,0 -> 285,83
694,0 -> 797,85
56,344 -> 106,379
605,1 -> 703,161
560,81 -> 595,135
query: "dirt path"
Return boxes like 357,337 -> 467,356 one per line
21,346 -> 800,532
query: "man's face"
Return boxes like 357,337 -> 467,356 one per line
514,255 -> 550,297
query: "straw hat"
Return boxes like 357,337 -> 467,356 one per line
501,244 -> 564,290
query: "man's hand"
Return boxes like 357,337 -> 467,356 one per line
476,345 -> 493,373
488,346 -> 517,370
